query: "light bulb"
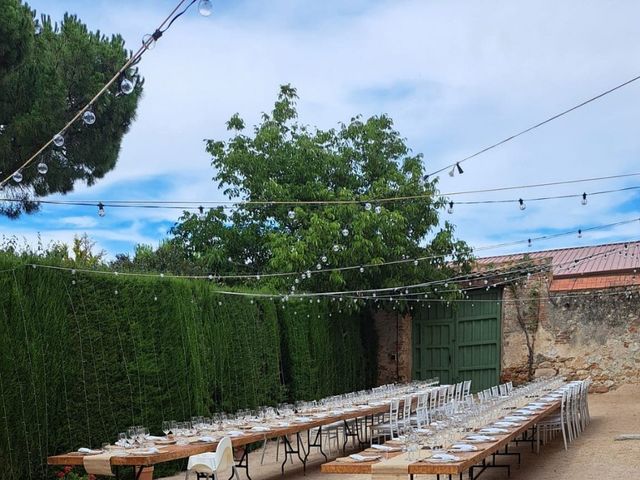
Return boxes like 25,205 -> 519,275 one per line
332,244 -> 340,252
142,33 -> 156,50
53,133 -> 64,147
528,238 -> 532,248
98,202 -> 105,217
359,266 -> 364,273
34,22 -> 42,35
316,263 -> 322,270
341,228 -> 349,237
198,0 -> 214,16
287,210 -> 295,219
519,198 -> 526,210
581,193 -> 587,206
447,201 -> 454,214
82,110 -> 96,125
578,229 -> 582,239
120,77 -> 134,95
321,255 -> 328,263
374,206 -> 382,214
413,260 -> 419,266
37,162 -> 48,175
12,171 -> 23,183
364,202 -> 372,211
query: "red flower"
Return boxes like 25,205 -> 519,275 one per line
56,472 -> 65,478
63,466 -> 73,473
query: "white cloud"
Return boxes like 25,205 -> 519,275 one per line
13,0 -> 640,257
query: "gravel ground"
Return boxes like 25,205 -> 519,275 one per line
162,384 -> 640,480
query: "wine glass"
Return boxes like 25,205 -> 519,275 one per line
162,421 -> 171,437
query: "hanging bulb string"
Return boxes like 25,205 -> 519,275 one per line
10,172 -> 640,208
425,72 -> 640,179
22,240 -> 638,300
13,218 -> 640,283
0,0 -> 196,189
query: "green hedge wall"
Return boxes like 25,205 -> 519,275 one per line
0,258 -> 376,479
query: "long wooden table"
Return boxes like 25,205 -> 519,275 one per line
47,393 -> 428,479
320,398 -> 560,480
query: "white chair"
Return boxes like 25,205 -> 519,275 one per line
186,436 -> 239,480
370,399 -> 400,443
536,389 -> 570,452
462,380 -> 472,403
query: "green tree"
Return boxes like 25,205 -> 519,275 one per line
0,0 -> 143,218
134,85 -> 472,295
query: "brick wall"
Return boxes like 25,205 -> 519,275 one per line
373,310 -> 412,384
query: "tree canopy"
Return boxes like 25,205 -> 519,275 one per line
118,85 -> 472,297
0,0 -> 143,217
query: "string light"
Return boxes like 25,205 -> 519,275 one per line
447,201 -> 454,214
120,77 -> 135,95
578,229 -> 582,239
12,171 -> 23,183
98,202 -> 105,217
341,228 -> 349,237
518,198 -> 526,211
581,192 -> 588,205
37,162 -> 48,175
82,108 -> 96,125
198,0 -> 213,16
425,73 -> 640,180
52,133 -> 64,147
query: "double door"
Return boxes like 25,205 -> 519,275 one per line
412,290 -> 501,392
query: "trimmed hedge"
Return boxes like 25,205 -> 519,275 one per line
0,258 -> 375,479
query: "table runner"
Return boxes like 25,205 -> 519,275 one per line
83,452 -> 115,476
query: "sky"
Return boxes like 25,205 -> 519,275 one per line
2,0 -> 640,260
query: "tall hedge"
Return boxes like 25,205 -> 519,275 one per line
0,257 -> 375,479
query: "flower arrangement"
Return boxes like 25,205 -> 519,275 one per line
56,466 -> 96,480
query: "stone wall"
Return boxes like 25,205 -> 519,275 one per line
501,282 -> 640,392
373,310 -> 412,384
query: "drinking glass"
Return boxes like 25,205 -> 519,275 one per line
162,421 -> 171,436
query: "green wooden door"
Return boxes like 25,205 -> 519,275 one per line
412,290 -> 501,391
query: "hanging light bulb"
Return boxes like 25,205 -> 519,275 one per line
98,202 -> 105,217
447,201 -> 454,214
578,229 -> 582,239
198,0 -> 214,16
34,21 -> 42,35
581,192 -> 587,206
374,206 -> 382,214
332,244 -> 340,252
198,205 -> 205,218
528,238 -> 532,248
413,260 -> 419,266
37,162 -> 48,175
287,210 -> 295,219
364,202 -> 372,211
448,165 -> 455,177
341,228 -> 349,237
53,133 -> 65,147
359,266 -> 365,273
82,109 -> 96,125
120,77 -> 134,95
12,171 -> 23,183
321,255 -> 328,263
518,198 -> 526,211
456,162 -> 464,175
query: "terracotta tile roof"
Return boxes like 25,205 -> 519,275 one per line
476,240 -> 640,291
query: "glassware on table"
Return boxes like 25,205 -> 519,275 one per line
162,421 -> 171,436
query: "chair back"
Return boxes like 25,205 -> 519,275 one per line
214,436 -> 235,473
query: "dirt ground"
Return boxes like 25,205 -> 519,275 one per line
162,385 -> 640,480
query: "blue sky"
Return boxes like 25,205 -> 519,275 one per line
2,0 -> 640,259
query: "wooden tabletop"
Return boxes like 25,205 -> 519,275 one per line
47,398 -> 407,468
320,398 -> 560,476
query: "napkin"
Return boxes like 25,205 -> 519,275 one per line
449,444 -> 477,452
493,421 -> 520,427
479,428 -> 509,434
250,426 -> 270,432
370,444 -> 402,452
78,448 -> 103,455
349,454 -> 380,462
197,436 -> 216,442
226,430 -> 244,436
465,435 -> 496,442
427,453 -> 460,462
